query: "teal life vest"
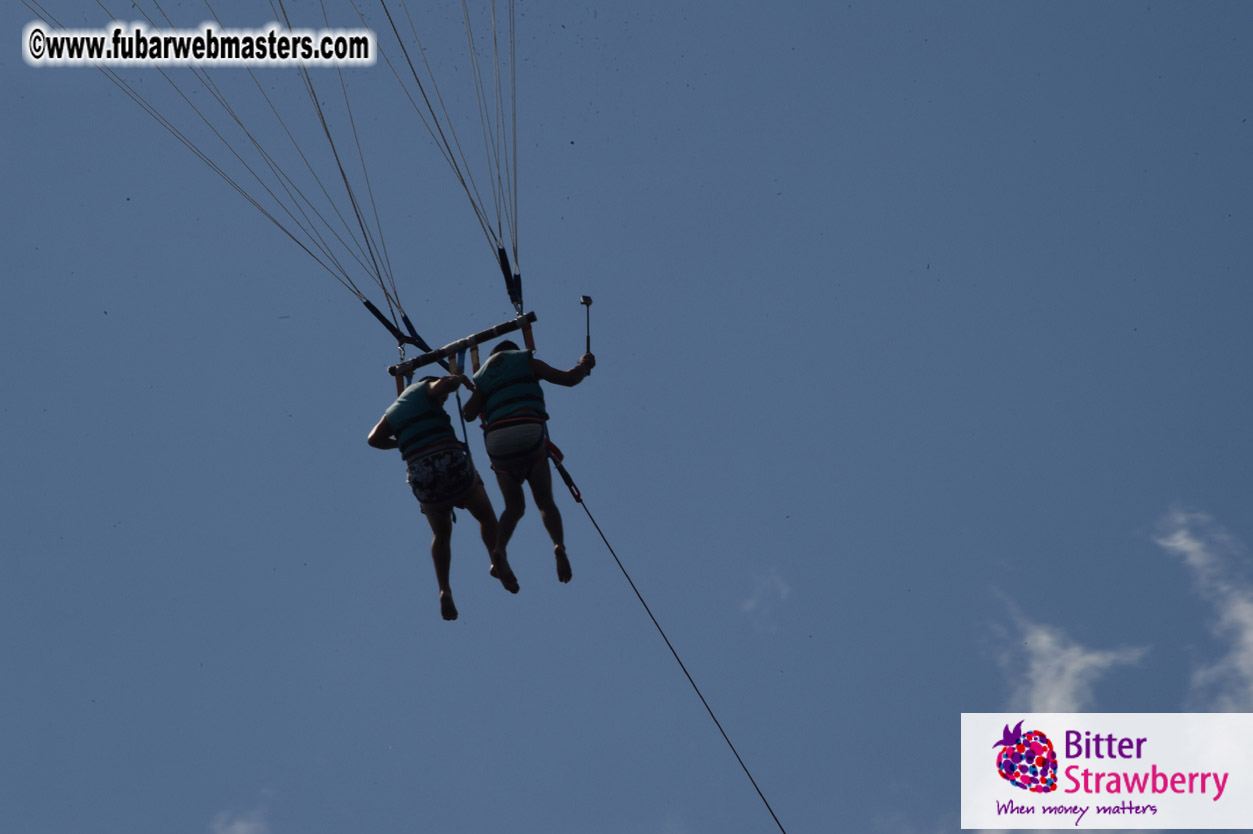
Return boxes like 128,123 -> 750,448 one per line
384,380 -> 459,461
473,350 -> 548,426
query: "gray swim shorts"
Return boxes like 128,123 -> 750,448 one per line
484,421 -> 547,480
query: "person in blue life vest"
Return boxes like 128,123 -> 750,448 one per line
368,373 -> 519,621
461,341 -> 595,583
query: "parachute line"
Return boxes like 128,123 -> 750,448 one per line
274,0 -> 393,297
376,0 -> 522,312
30,0 -> 525,343
32,0 -> 430,344
50,0 -> 399,306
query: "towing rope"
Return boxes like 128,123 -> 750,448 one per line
551,456 -> 790,834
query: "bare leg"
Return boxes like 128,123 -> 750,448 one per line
459,482 -> 517,593
526,457 -> 571,583
424,509 -> 458,620
493,469 -> 528,555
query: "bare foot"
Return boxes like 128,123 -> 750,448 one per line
554,545 -> 572,583
440,590 -> 458,621
490,554 -> 520,594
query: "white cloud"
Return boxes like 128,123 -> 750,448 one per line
1155,508 -> 1253,711
210,808 -> 269,834
996,604 -> 1149,713
870,810 -> 957,833
659,812 -> 690,834
740,570 -> 791,632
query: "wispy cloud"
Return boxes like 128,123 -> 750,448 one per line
660,813 -> 690,834
740,570 -> 791,632
210,808 -> 269,834
979,826 -> 1160,833
1155,508 -> 1253,711
995,602 -> 1149,712
870,810 -> 957,833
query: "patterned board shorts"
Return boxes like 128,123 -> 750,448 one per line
406,445 -> 478,512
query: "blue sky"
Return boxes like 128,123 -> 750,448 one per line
5,2 -> 1253,832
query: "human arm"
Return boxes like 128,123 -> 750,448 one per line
429,373 -> 473,398
461,388 -> 482,421
367,415 -> 398,449
532,353 -> 596,387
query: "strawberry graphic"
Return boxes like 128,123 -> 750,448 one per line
993,720 -> 1058,793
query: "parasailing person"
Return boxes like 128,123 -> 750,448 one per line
369,373 -> 520,621
462,341 -> 595,583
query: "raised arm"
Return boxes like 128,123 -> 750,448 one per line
532,353 -> 596,387
429,373 -> 472,398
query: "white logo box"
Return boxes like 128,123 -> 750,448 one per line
961,713 -> 1253,829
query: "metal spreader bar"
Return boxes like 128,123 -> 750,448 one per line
388,311 -> 537,378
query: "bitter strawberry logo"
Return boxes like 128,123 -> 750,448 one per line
993,720 -> 1058,793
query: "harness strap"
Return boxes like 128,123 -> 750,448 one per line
402,437 -> 465,463
483,413 -> 545,432
547,440 -> 581,503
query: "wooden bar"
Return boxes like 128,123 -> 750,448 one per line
387,312 -> 538,377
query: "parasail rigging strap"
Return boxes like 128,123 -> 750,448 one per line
496,247 -> 524,313
519,311 -> 536,352
363,298 -> 417,347
447,348 -> 474,456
